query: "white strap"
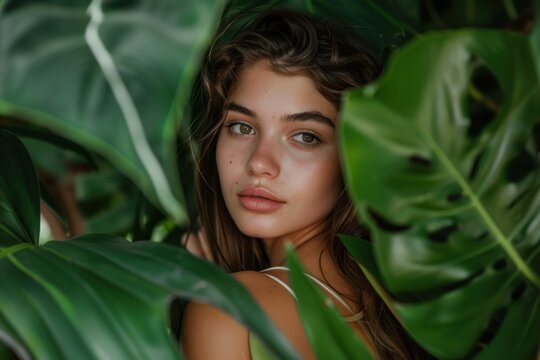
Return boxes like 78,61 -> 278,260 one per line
261,273 -> 297,300
261,267 -> 364,322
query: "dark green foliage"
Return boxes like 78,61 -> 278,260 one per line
340,29 -> 540,359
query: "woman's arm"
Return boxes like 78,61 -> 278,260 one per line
180,299 -> 251,360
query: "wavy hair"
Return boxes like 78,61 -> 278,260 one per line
191,8 -> 432,360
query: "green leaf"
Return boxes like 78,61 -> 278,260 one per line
531,0 -> 540,85
341,29 -> 540,358
0,236 -> 300,360
224,0 -> 418,55
473,287 -> 540,360
286,244 -> 374,360
339,234 -> 381,279
0,0 -> 228,223
0,130 -> 40,246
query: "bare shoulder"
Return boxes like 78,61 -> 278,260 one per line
180,295 -> 250,360
181,271 -> 314,359
233,271 -> 315,359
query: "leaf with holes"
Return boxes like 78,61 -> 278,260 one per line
341,29 -> 540,359
0,0 -> 228,223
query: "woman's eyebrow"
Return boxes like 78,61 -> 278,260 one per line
226,102 -> 255,117
282,112 -> 335,129
227,101 -> 335,129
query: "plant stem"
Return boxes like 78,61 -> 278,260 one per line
0,244 -> 32,258
503,0 -> 518,20
468,82 -> 501,113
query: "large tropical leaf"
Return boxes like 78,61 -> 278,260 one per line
0,130 -> 299,360
0,235 -> 301,360
340,29 -> 540,359
0,0 -> 228,223
0,131 -> 40,247
286,244 -> 374,360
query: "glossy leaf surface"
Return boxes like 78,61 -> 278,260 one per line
341,29 -> 540,358
0,236 -> 300,360
0,0 -> 227,222
0,130 -> 40,246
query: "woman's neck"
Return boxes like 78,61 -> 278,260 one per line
261,220 -> 327,267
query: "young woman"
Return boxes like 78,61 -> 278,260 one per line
181,8 -> 431,360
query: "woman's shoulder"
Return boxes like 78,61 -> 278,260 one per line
181,270 -> 313,359
233,270 -> 315,358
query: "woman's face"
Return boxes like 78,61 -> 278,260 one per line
216,60 -> 342,241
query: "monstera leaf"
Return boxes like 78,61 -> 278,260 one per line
340,29 -> 540,359
0,130 -> 300,359
0,0 -> 228,223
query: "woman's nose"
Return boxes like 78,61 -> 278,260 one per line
246,137 -> 280,178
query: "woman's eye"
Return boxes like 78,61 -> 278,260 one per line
292,132 -> 321,146
228,122 -> 255,135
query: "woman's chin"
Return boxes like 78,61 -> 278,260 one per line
236,224 -> 281,240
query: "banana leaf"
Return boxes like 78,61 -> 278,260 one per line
340,29 -> 540,359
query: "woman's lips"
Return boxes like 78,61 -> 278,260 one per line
237,187 -> 285,212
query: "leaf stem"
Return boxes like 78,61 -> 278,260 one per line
468,82 -> 500,113
0,244 -> 32,259
85,0 -> 185,223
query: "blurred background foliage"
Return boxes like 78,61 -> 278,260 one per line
0,0 -> 538,359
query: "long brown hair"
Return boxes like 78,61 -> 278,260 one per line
191,8 -> 432,360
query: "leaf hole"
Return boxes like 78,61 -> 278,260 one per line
408,155 -> 432,168
492,258 -> 507,271
477,307 -> 507,347
447,192 -> 464,203
466,58 -> 504,139
427,224 -> 458,243
367,208 -> 410,233
506,149 -> 537,183
510,281 -> 527,302
476,232 -> 488,241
